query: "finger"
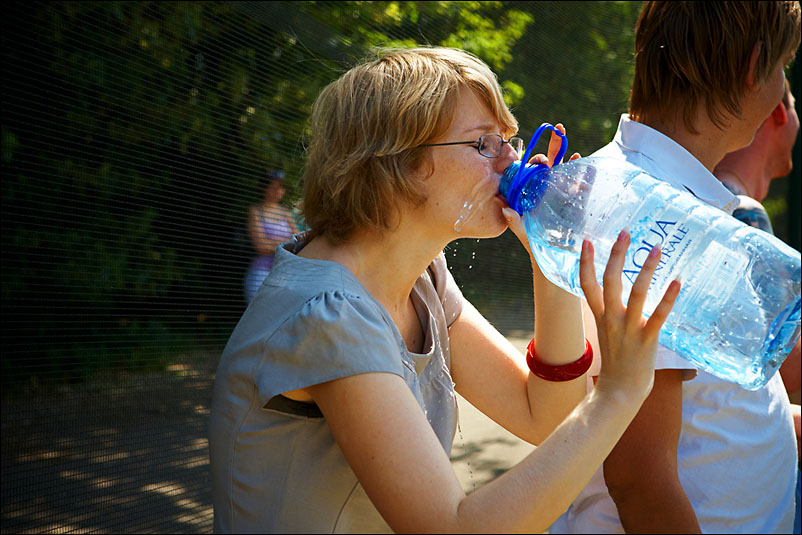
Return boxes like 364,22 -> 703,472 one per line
547,123 -> 566,167
602,230 -> 629,311
580,239 -> 604,317
502,207 -> 529,252
625,245 -> 661,322
527,153 -> 548,165
642,279 -> 681,339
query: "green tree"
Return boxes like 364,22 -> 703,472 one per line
504,1 -> 642,152
1,1 -> 535,384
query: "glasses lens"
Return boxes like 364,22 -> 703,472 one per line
478,134 -> 502,158
510,137 -> 524,159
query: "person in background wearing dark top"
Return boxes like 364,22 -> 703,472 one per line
209,46 -> 681,533
243,169 -> 299,303
550,2 -> 800,534
715,75 -> 801,533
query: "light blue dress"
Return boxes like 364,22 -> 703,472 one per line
210,233 -> 464,533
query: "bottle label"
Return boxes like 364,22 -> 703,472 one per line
623,218 -> 693,290
622,209 -> 749,317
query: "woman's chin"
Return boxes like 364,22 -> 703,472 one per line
456,215 -> 508,239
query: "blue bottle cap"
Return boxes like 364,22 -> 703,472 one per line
506,123 -> 567,213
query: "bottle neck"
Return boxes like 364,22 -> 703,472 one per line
499,161 -> 550,214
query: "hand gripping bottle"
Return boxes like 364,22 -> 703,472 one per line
499,123 -> 801,390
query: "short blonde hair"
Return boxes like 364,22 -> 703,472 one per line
629,1 -> 801,133
300,47 -> 517,243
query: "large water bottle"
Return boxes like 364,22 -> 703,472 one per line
500,124 -> 801,390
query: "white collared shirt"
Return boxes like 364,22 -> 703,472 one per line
594,114 -> 740,213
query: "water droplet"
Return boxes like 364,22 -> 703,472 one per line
452,172 -> 502,231
453,201 -> 474,232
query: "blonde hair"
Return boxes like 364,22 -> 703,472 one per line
300,47 -> 517,243
629,1 -> 801,133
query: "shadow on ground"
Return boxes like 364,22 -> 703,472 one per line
2,345 -> 533,533
451,436 -> 529,490
1,353 -> 219,534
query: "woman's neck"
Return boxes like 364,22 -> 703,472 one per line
299,226 -> 445,312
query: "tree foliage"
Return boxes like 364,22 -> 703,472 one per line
1,1 -> 537,383
11,2 -> 794,385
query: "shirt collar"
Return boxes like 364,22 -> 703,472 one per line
610,114 -> 739,213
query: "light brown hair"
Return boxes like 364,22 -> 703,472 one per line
300,47 -> 517,243
629,1 -> 801,133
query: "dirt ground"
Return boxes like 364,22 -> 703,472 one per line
1,340 -> 533,534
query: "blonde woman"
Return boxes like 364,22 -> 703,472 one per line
209,47 -> 680,533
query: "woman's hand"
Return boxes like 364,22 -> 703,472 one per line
503,123 -> 580,255
579,231 -> 681,400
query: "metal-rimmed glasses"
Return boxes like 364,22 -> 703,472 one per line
418,134 -> 524,159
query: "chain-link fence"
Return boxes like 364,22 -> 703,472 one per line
2,2 -> 800,533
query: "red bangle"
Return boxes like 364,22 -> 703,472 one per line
526,338 -> 593,382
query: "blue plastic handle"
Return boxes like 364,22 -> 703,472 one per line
507,123 -> 567,213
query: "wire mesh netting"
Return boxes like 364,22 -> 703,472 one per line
2,1 -> 800,533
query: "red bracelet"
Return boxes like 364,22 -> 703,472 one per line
526,338 -> 593,381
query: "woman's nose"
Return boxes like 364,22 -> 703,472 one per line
496,143 -> 519,171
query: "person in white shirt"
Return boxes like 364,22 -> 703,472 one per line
550,2 -> 801,533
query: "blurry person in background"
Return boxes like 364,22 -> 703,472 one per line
244,169 -> 298,303
715,77 -> 799,235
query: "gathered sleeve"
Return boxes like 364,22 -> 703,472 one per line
254,290 -> 406,407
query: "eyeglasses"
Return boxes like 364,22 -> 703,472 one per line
419,134 -> 524,159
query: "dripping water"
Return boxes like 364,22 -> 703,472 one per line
453,171 -> 503,232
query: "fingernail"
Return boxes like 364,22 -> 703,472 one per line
617,230 -> 628,243
501,207 -> 514,221
649,245 -> 661,258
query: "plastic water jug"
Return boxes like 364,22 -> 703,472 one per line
499,124 -> 801,390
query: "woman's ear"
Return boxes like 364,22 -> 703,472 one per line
415,151 -> 436,182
